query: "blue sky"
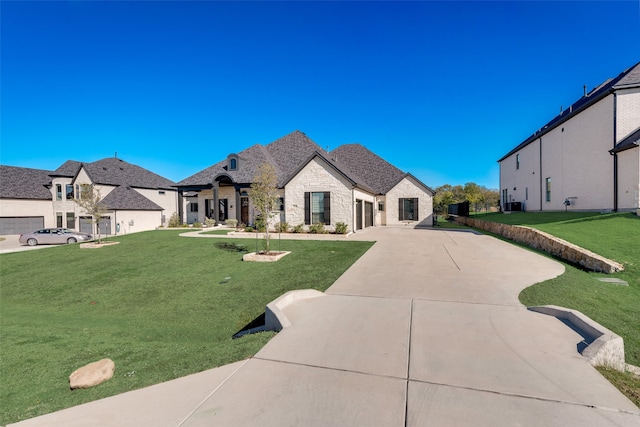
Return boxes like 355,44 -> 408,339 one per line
1,1 -> 639,189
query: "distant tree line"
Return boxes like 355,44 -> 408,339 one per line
433,183 -> 500,215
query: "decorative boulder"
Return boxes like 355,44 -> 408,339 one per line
69,358 -> 115,389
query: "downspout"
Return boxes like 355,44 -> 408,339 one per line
351,187 -> 355,233
612,92 -> 618,212
539,137 -> 543,211
213,182 -> 219,223
178,190 -> 184,224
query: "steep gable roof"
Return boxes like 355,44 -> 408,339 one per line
498,61 -> 640,162
177,130 -> 430,196
100,186 -> 163,211
177,130 -> 322,187
329,144 -> 406,194
50,158 -> 176,189
50,160 -> 82,177
0,165 -> 53,200
81,158 -> 176,189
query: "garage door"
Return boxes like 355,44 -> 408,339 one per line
0,217 -> 45,235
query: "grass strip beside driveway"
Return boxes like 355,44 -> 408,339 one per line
0,230 -> 373,424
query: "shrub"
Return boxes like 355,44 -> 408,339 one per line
309,223 -> 327,234
292,223 -> 305,233
192,221 -> 202,228
244,226 -> 254,232
204,217 -> 216,228
226,219 -> 238,228
168,212 -> 181,228
335,222 -> 348,234
275,222 -> 290,233
255,215 -> 267,232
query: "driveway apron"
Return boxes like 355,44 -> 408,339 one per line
10,228 -> 639,426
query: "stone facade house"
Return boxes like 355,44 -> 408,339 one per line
498,61 -> 640,213
176,131 -> 435,232
0,158 -> 178,235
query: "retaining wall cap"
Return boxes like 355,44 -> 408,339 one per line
528,305 -> 625,371
265,290 -> 325,332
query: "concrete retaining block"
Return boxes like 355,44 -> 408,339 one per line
265,289 -> 325,332
528,305 -> 626,372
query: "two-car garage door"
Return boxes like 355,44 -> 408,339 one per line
0,217 -> 45,235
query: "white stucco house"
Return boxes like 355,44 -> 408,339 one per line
498,61 -> 640,213
0,157 -> 178,235
176,131 -> 435,232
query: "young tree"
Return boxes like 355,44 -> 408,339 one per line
74,184 -> 108,243
247,163 -> 280,254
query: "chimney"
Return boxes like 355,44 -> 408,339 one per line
583,85 -> 587,97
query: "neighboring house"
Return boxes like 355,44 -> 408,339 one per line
498,61 -> 640,212
0,166 -> 54,234
176,131 -> 435,231
0,157 -> 178,235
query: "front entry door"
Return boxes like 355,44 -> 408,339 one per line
241,197 -> 249,225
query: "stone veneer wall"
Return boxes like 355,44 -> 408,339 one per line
453,216 -> 624,274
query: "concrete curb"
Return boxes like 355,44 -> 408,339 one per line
265,289 -> 325,331
528,305 -> 625,371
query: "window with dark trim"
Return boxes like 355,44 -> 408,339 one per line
304,192 -> 330,225
229,158 -> 237,170
66,212 -> 75,229
56,212 -> 63,228
516,154 -> 520,170
398,198 -> 418,221
279,197 -> 285,211
56,184 -> 62,201
189,203 -> 198,212
66,184 -> 74,200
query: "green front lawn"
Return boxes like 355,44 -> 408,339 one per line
0,230 -> 373,424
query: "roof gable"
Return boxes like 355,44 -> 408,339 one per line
100,186 -> 163,211
80,158 -> 176,189
329,144 -> 406,194
0,165 -> 53,200
177,130 -> 322,187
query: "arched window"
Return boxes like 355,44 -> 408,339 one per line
229,158 -> 237,170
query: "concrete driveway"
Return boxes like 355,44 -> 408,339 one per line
0,234 -> 51,254
9,227 -> 640,426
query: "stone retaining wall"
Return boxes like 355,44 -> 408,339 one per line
453,216 -> 624,273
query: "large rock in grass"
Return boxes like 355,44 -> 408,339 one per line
69,358 -> 115,389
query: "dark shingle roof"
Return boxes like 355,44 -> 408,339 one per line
611,127 -> 640,153
0,165 -> 52,200
83,158 -> 176,189
177,130 -> 433,195
51,158 -> 176,189
329,144 -> 407,194
100,186 -> 163,211
498,61 -> 640,162
177,130 -> 323,187
50,160 -> 82,177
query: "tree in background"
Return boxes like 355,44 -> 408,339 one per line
247,163 -> 280,253
434,183 -> 499,215
74,184 -> 108,243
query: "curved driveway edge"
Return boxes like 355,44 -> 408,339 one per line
8,227 -> 639,426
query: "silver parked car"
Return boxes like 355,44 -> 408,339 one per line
19,228 -> 93,246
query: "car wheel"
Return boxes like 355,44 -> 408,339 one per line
27,238 -> 38,246
67,237 -> 77,244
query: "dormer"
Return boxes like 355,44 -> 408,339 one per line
227,154 -> 239,171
